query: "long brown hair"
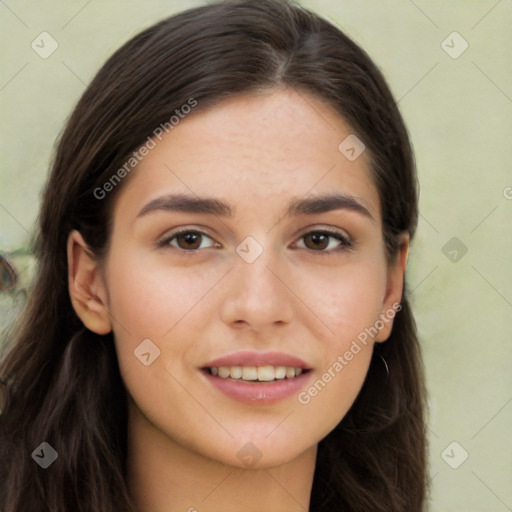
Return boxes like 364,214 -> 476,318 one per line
0,1 -> 428,510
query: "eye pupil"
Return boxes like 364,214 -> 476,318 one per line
178,232 -> 201,249
305,233 -> 329,250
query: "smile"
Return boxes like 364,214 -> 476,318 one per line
206,365 -> 305,381
201,351 -> 313,404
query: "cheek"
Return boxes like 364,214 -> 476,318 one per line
297,258 -> 387,338
291,261 -> 386,422
104,250 -> 226,395
106,251 -> 216,339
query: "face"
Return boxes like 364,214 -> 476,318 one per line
69,88 -> 407,469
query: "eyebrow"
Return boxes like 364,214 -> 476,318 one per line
136,192 -> 375,222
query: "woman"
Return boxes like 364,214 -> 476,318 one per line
0,0 -> 428,510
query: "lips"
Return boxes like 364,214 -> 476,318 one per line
203,350 -> 311,369
201,351 -> 313,404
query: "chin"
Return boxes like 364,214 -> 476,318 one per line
204,433 -> 314,470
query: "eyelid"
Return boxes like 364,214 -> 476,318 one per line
293,226 -> 353,253
297,225 -> 352,241
157,227 -> 219,250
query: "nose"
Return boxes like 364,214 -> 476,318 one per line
218,241 -> 294,334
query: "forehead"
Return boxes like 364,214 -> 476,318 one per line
112,88 -> 381,225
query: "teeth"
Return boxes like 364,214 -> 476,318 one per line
218,366 -> 230,378
208,365 -> 305,381
230,366 -> 242,379
275,366 -> 286,379
242,366 -> 257,380
258,365 -> 275,381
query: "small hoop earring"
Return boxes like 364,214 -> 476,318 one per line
379,355 -> 389,380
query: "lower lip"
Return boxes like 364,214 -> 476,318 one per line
201,370 -> 312,405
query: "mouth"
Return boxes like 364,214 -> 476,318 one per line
200,351 -> 313,404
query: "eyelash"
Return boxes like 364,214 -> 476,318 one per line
156,227 -> 353,256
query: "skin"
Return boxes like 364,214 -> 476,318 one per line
67,87 -> 408,512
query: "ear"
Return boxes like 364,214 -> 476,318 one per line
374,233 -> 409,343
67,230 -> 112,335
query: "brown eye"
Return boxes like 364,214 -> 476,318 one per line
303,233 -> 330,251
298,230 -> 352,253
158,229 -> 217,251
175,232 -> 203,250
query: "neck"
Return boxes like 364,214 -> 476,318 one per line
125,398 -> 317,512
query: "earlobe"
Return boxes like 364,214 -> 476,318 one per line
374,234 -> 410,343
67,230 -> 112,335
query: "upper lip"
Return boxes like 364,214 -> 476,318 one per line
203,351 -> 311,369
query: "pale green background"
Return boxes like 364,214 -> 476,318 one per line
1,1 -> 511,510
